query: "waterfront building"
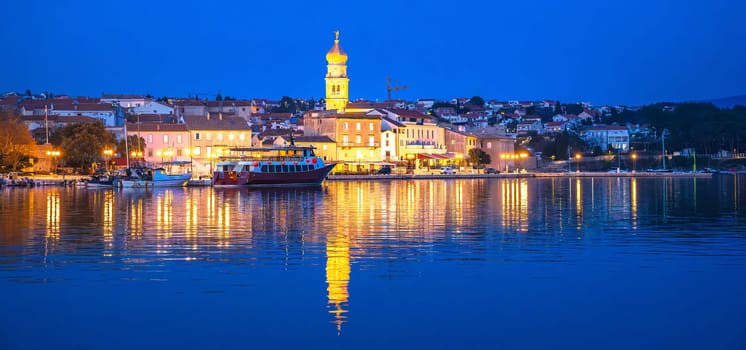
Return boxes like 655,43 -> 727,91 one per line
182,114 -> 252,175
381,108 -> 449,168
443,126 -> 516,170
443,127 -> 478,160
127,114 -> 252,175
126,122 -> 191,166
581,125 -> 630,152
474,129 -> 518,170
381,117 -> 404,163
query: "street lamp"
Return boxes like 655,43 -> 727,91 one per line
575,153 -> 581,172
46,150 -> 61,174
103,149 -> 113,171
631,153 -> 637,172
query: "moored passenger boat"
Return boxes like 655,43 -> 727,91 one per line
212,145 -> 335,187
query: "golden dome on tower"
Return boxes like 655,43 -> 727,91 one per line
326,30 -> 348,65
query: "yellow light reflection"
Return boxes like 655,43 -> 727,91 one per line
129,198 -> 143,239
631,177 -> 638,230
46,191 -> 60,239
156,190 -> 173,239
326,230 -> 350,335
217,202 -> 231,247
501,179 -> 529,231
103,190 -> 114,246
575,178 -> 583,227
185,197 -> 199,240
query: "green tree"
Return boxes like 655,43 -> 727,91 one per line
0,117 -> 37,171
275,96 -> 298,113
469,96 -> 485,107
116,135 -> 147,160
565,103 -> 584,115
468,148 -> 491,167
551,130 -> 587,160
53,122 -> 116,173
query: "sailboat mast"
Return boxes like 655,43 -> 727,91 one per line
124,122 -> 130,168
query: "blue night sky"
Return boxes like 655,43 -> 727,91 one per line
1,0 -> 745,106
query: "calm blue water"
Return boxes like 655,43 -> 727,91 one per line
1,176 -> 745,349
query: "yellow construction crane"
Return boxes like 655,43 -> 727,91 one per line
386,76 -> 410,100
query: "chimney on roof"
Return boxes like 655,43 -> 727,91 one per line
157,124 -> 160,131
219,112 -> 223,120
206,112 -> 210,121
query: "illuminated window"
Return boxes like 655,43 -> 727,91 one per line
147,134 -> 153,144
355,135 -> 362,144
176,135 -> 182,144
343,122 -> 349,130
356,122 -> 361,131
229,133 -> 235,141
217,133 -> 223,141
369,123 -> 374,131
369,136 -> 374,146
163,135 -> 169,143
193,147 -> 201,155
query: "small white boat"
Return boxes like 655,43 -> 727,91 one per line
119,168 -> 191,188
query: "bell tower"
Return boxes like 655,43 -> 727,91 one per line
325,30 -> 349,112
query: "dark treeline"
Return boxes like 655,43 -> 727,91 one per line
607,103 -> 746,154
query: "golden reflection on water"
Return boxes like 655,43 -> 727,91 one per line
501,179 -> 529,232
45,190 -> 60,240
103,190 -> 115,246
217,201 -> 231,247
575,178 -> 583,227
156,190 -> 173,239
325,229 -> 350,335
631,178 -> 638,230
185,196 -> 199,241
128,195 -> 144,239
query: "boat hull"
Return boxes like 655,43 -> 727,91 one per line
86,181 -> 116,188
212,171 -> 251,187
119,174 -> 191,188
245,163 -> 336,186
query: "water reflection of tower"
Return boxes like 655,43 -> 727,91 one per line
326,229 -> 350,334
